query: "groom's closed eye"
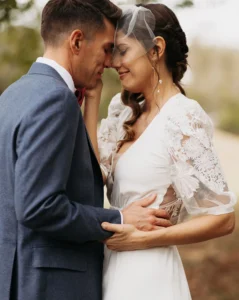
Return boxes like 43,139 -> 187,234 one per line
104,43 -> 114,54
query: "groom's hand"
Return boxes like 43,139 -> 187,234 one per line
101,223 -> 151,251
121,194 -> 172,231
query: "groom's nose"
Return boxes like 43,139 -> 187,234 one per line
104,53 -> 113,68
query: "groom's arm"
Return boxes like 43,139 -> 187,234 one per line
14,87 -> 121,244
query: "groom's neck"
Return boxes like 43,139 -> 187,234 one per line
43,47 -> 72,75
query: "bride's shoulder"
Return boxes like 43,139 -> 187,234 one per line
164,93 -> 213,136
107,93 -> 131,121
170,93 -> 211,123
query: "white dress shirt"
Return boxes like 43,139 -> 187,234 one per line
36,57 -> 75,93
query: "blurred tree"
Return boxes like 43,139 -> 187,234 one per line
0,25 -> 43,93
117,0 -> 195,6
0,0 -> 34,23
0,0 -> 196,25
176,0 -> 194,8
135,0 -> 194,6
135,0 -> 157,3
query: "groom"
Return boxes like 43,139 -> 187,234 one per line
0,1 -> 171,300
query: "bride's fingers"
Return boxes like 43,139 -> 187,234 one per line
102,222 -> 124,233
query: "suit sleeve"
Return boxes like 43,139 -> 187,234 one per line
14,87 -> 121,244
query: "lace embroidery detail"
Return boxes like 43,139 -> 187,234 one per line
163,99 -> 236,219
98,94 -> 126,179
165,100 -> 227,195
159,198 -> 183,225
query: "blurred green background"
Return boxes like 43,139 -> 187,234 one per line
1,0 -> 238,299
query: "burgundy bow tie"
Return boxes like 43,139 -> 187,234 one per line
75,88 -> 86,107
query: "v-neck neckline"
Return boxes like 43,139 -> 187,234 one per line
113,93 -> 181,171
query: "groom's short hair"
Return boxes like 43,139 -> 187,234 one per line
41,0 -> 122,46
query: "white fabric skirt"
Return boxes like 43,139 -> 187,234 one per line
103,246 -> 191,300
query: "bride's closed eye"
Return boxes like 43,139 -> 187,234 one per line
114,46 -> 128,57
119,48 -> 128,56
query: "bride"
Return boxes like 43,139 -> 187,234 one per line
85,3 -> 236,300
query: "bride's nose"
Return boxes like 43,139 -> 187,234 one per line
111,51 -> 122,69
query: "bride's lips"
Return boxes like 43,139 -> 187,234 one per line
119,71 -> 129,80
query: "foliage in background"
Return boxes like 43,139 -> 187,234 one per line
134,0 -> 194,7
187,43 -> 239,135
176,0 -> 193,8
219,103 -> 239,135
0,0 -> 194,23
0,25 -> 43,93
119,0 -> 194,6
0,0 -> 34,23
0,0 -> 238,136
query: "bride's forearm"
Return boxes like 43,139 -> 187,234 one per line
84,97 -> 100,162
83,80 -> 103,163
144,212 -> 235,248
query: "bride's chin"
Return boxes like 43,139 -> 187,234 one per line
122,85 -> 141,94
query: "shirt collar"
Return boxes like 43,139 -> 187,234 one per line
36,57 -> 75,93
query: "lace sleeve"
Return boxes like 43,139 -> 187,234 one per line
165,100 -> 237,221
98,93 -> 126,179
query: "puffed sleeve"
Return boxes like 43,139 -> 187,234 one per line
165,100 -> 237,220
98,93 -> 126,179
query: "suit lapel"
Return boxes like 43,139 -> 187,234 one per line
28,62 -> 103,185
83,124 -> 103,186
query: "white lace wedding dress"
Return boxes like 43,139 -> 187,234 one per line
98,93 -> 236,300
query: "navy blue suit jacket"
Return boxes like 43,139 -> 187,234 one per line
0,63 -> 121,300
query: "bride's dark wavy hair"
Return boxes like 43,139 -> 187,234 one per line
118,3 -> 189,148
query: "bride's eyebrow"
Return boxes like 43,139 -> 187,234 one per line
115,43 -> 128,48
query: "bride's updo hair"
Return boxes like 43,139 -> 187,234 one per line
118,4 -> 189,147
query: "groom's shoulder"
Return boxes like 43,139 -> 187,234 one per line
0,73 -> 76,123
2,74 -> 73,104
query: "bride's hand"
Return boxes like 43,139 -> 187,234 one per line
84,79 -> 103,103
102,223 -> 148,251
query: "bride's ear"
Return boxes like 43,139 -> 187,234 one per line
149,36 -> 166,61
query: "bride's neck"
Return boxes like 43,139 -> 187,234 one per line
142,67 -> 179,113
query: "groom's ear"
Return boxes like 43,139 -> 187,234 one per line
69,29 -> 84,54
